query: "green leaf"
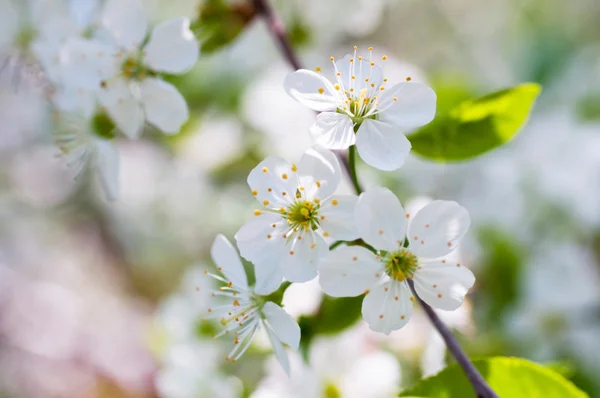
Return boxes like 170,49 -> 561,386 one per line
475,227 -> 525,324
195,0 -> 256,54
408,83 -> 541,162
399,357 -> 589,398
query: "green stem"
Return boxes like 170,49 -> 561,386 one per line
347,145 -> 362,195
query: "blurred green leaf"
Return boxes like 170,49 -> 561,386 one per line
576,92 -> 600,121
408,83 -> 541,162
475,227 -> 524,324
399,357 -> 589,398
195,0 -> 257,54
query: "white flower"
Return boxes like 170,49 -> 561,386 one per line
284,47 -> 436,171
53,112 -> 120,200
318,187 -> 475,334
60,0 -> 199,138
205,235 -> 301,375
252,327 -> 401,398
234,146 -> 359,290
156,341 -> 242,398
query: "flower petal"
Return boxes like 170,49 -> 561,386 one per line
101,0 -> 147,48
408,200 -> 470,258
378,82 -> 437,130
355,187 -> 407,252
254,259 -> 284,296
284,70 -> 341,112
210,234 -> 248,290
143,17 -> 198,74
297,146 -> 341,201
140,78 -> 189,135
262,302 -> 300,350
361,281 -> 413,335
309,112 -> 356,150
97,78 -> 144,139
264,323 -> 291,376
413,259 -> 475,311
318,195 -> 359,241
94,139 -> 119,201
234,214 -> 287,266
318,246 -> 382,297
60,37 -> 118,90
355,119 -> 411,171
281,232 -> 327,283
247,156 -> 299,208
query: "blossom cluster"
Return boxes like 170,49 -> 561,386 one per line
1,0 -> 199,200
206,44 -> 475,373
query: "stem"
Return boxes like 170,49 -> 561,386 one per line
407,279 -> 499,398
251,0 -> 302,71
254,2 -> 497,397
252,0 -> 362,194
346,146 -> 362,194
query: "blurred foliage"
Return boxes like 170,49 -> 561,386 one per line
399,357 -> 588,398
576,92 -> 600,121
194,0 -> 257,54
409,83 -> 541,162
475,227 -> 525,325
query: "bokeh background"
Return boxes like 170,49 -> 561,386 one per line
1,0 -> 600,396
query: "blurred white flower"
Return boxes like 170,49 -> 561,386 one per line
206,235 -> 301,375
235,147 -> 358,289
156,341 -> 242,398
319,187 -> 474,334
61,0 -> 198,138
53,112 -> 120,200
252,327 -> 401,398
285,47 -> 436,170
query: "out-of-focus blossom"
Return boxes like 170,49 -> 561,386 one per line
53,112 -> 120,200
285,47 -> 436,170
235,147 -> 358,289
206,235 -> 300,375
61,0 -> 198,138
252,327 -> 401,398
320,187 -> 474,334
156,340 -> 242,398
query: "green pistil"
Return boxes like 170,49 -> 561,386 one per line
90,112 -> 116,140
384,248 -> 418,281
121,56 -> 152,81
286,200 -> 320,230
323,382 -> 342,398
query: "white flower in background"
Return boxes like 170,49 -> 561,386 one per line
252,328 -> 401,398
53,112 -> 119,200
156,341 -> 242,398
235,146 -> 359,290
205,235 -> 301,375
61,0 -> 199,138
284,47 -> 436,171
319,187 -> 474,334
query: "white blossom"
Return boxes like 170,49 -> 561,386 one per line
60,0 -> 198,138
53,112 -> 120,200
319,187 -> 475,334
284,47 -> 436,170
235,146 -> 359,291
205,235 -> 301,375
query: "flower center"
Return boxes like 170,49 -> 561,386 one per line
323,382 -> 342,398
285,199 -> 320,230
121,55 -> 150,80
383,249 -> 418,281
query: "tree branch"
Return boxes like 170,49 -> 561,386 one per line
253,2 -> 497,396
407,279 -> 499,398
